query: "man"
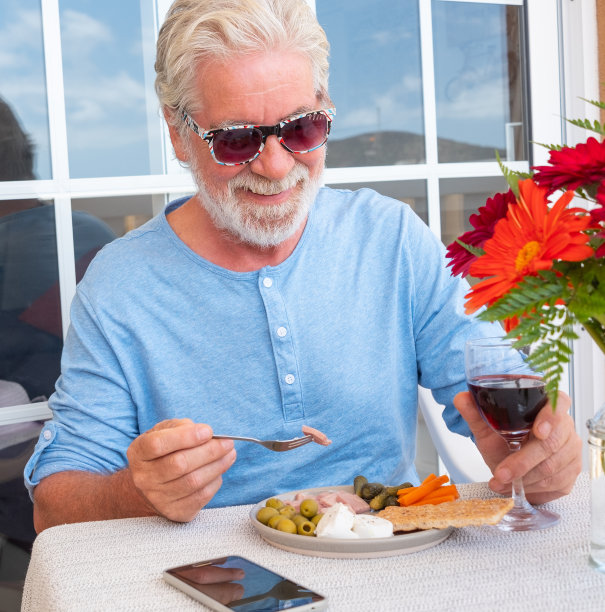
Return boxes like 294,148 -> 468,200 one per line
27,0 -> 581,531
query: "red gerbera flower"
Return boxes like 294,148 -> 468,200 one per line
592,184 -> 605,257
532,137 -> 605,194
464,179 -> 594,314
445,189 -> 516,277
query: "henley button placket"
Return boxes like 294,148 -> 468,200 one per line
258,271 -> 303,421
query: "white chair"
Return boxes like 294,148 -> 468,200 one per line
417,385 -> 493,483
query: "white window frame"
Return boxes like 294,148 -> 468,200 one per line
1,1 -> 602,455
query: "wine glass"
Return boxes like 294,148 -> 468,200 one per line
465,337 -> 560,531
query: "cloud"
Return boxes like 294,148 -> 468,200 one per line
60,9 -> 113,52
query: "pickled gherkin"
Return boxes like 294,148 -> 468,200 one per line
369,490 -> 391,511
360,482 -> 384,500
353,475 -> 368,496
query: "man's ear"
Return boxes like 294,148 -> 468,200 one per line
163,107 -> 189,163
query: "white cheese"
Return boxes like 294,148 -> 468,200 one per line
352,514 -> 394,538
315,503 -> 360,539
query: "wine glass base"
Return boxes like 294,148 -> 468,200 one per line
496,504 -> 560,532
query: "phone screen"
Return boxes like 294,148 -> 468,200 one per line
164,555 -> 326,611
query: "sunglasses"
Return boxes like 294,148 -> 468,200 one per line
181,107 -> 335,166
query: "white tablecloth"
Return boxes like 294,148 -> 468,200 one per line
21,474 -> 605,611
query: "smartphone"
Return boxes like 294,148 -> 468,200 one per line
163,555 -> 328,611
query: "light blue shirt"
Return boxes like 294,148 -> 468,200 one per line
25,187 -> 499,507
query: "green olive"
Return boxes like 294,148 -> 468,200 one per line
267,514 -> 283,529
256,507 -> 279,525
276,518 -> 297,534
300,499 -> 319,518
265,497 -> 285,510
292,514 -> 307,527
311,513 -> 323,526
279,505 -> 296,518
297,520 -> 316,536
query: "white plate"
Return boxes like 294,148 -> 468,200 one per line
250,485 -> 454,559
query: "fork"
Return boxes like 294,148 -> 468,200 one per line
211,434 -> 313,452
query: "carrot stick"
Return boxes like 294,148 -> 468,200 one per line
421,484 -> 459,501
397,474 -> 438,498
410,494 -> 456,506
400,474 -> 449,506
397,486 -> 417,497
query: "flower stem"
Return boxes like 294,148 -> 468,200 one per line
583,317 -> 605,356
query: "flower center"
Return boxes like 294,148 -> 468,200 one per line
515,240 -> 541,273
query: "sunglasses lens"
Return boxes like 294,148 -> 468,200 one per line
282,113 -> 329,152
212,128 -> 263,164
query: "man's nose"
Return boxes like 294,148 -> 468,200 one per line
249,135 -> 295,180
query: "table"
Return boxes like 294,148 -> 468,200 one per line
21,474 -> 605,611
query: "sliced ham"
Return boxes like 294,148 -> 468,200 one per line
302,425 -> 332,446
284,490 -> 370,514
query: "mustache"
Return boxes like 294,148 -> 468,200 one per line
227,163 -> 310,196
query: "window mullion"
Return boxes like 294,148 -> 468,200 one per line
419,0 -> 441,239
41,0 -> 75,338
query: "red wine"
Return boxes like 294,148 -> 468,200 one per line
468,374 -> 547,439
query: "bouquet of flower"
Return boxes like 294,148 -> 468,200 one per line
446,99 -> 605,406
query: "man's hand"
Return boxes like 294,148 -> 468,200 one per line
454,391 -> 582,503
127,418 -> 236,522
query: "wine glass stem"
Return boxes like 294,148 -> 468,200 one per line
508,439 -> 530,510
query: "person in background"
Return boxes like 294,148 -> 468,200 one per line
26,0 -> 581,532
0,97 -> 116,400
0,97 -> 115,548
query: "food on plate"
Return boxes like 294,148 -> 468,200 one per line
378,497 -> 515,531
265,497 -> 285,510
300,498 -> 319,518
315,503 -> 357,538
285,489 -> 370,514
359,482 -> 384,500
351,514 -> 394,538
352,475 -> 412,510
278,505 -> 296,519
397,474 -> 460,507
297,520 -> 316,536
258,499 -> 321,536
315,503 -> 394,539
276,518 -> 297,534
256,506 -> 279,525
353,475 -> 367,496
301,425 -> 332,445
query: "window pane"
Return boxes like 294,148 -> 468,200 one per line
0,0 -> 51,180
317,0 -> 424,167
439,176 -> 509,248
326,180 -> 427,224
71,194 -> 164,238
433,1 -> 527,163
59,0 -> 162,178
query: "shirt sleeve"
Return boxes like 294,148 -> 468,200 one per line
24,286 -> 140,499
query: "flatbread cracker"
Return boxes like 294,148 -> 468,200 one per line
377,498 -> 514,531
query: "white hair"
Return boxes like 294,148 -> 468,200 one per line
155,0 -> 331,135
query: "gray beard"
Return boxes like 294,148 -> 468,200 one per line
191,159 -> 323,249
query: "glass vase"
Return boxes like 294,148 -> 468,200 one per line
587,402 -> 605,572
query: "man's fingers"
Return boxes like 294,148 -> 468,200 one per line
453,391 -> 491,437
136,420 -> 214,461
531,392 -> 571,441
133,447 -> 237,522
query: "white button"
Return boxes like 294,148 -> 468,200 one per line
277,326 -> 287,337
285,374 -> 295,384
263,277 -> 273,288
43,429 -> 52,440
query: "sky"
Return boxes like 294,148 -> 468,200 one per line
0,0 -> 520,180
